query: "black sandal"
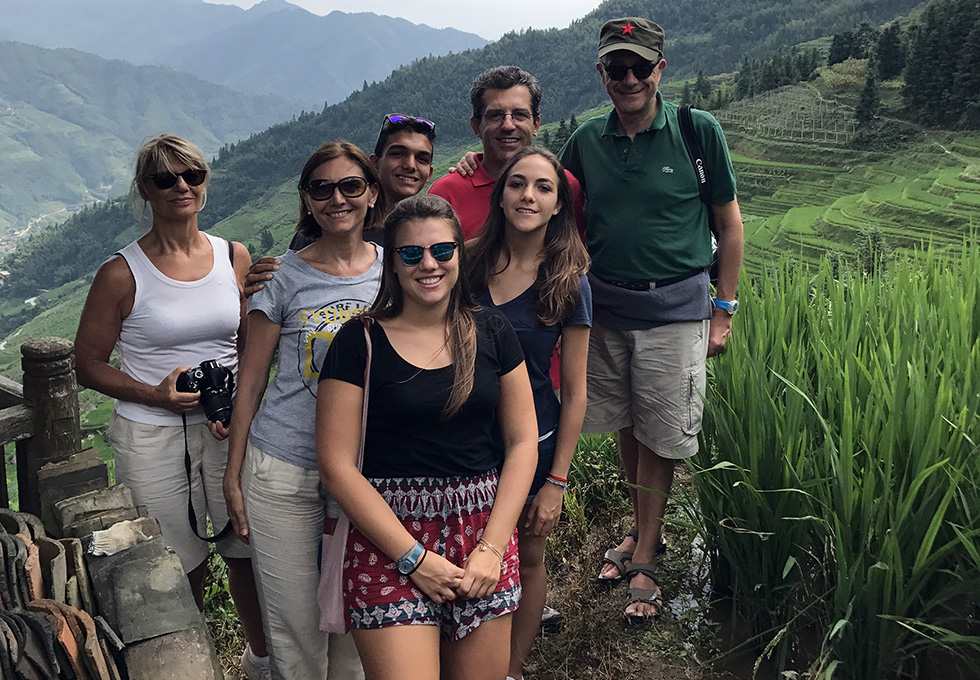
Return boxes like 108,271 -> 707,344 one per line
596,527 -> 638,585
622,562 -> 665,623
596,527 -> 667,586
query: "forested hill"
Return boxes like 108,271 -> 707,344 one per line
0,41 -> 303,242
0,0 -> 926,318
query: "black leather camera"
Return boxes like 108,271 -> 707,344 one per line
175,360 -> 234,426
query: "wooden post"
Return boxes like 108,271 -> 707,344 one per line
18,337 -> 81,515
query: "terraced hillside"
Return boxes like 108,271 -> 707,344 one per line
719,85 -> 980,273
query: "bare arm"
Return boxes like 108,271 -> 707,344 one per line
526,323 -> 589,538
75,256 -> 198,413
232,241 -> 252,356
708,199 -> 744,357
317,378 -> 464,603
223,310 -> 280,543
457,361 -> 538,598
208,241 -> 254,441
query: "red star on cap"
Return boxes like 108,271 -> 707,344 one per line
621,22 -> 636,36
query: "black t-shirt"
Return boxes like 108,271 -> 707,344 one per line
322,307 -> 524,478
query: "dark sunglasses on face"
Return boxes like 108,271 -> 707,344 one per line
395,242 -> 458,266
603,61 -> 657,81
149,169 -> 208,190
303,176 -> 369,201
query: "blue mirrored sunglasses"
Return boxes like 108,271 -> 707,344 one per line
395,241 -> 458,266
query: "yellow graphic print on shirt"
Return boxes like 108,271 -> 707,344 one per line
298,299 -> 370,396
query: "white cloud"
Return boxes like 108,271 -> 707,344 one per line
204,0 -> 600,39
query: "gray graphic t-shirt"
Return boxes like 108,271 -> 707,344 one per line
248,247 -> 382,469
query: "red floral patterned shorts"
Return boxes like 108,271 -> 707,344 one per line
343,471 -> 521,640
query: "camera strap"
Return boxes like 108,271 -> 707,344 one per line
182,414 -> 234,543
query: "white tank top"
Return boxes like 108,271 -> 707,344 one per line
114,233 -> 240,426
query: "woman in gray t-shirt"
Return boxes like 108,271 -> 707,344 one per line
224,141 -> 386,679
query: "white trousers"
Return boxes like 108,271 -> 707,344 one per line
242,441 -> 363,680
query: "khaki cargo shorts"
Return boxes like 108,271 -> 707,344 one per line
582,319 -> 709,459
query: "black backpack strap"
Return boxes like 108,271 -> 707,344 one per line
678,105 -> 712,207
678,105 -> 719,283
227,239 -> 234,265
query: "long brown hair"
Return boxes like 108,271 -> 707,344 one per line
467,146 -> 590,326
295,141 -> 386,239
368,195 -> 477,420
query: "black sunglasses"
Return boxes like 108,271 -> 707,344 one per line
603,61 -> 657,81
395,242 -> 458,266
150,169 -> 208,190
303,176 -> 369,201
383,114 -> 436,131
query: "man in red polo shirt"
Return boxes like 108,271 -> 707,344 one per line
428,65 -> 584,239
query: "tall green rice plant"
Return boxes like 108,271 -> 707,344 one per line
693,241 -> 980,678
691,262 -> 827,655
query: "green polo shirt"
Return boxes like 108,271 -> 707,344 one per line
559,93 -> 737,282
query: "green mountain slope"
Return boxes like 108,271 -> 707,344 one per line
0,41 -> 305,240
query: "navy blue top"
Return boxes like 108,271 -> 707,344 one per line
478,274 -> 592,435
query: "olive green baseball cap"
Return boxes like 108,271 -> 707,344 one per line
597,17 -> 665,63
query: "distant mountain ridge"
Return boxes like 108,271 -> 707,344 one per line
0,0 -> 489,107
0,40 -> 303,241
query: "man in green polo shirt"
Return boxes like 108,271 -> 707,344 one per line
559,17 -> 743,622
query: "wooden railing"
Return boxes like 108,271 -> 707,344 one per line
0,337 -> 81,512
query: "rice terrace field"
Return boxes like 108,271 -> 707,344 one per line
717,83 -> 980,276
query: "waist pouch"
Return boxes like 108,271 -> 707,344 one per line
588,270 -> 712,330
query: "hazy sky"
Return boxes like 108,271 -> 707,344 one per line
203,0 -> 600,39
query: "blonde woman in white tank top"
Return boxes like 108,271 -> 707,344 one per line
75,134 -> 270,679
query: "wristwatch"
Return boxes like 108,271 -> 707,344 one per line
712,297 -> 739,315
396,541 -> 426,575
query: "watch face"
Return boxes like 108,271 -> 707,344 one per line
729,300 -> 739,314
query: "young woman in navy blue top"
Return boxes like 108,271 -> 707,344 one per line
467,146 -> 592,680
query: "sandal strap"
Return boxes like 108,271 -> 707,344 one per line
626,526 -> 639,540
623,562 -> 659,582
601,548 -> 634,576
625,587 -> 664,606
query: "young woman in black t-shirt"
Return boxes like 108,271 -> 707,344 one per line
317,195 -> 538,680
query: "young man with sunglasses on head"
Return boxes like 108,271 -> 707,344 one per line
428,65 -> 585,240
245,114 -> 435,294
557,17 -> 743,624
